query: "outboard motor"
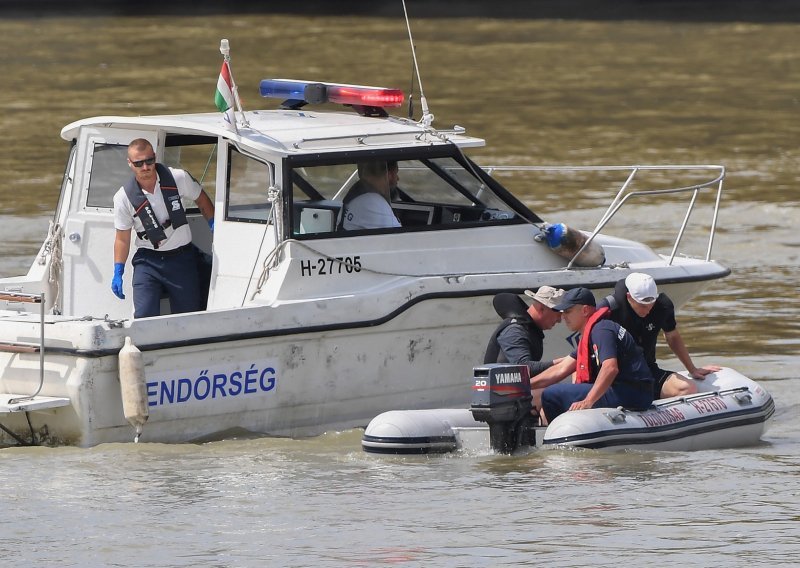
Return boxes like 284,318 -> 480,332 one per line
470,364 -> 537,453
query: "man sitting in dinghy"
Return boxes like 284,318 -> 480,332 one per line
598,273 -> 721,400
530,287 -> 655,425
483,286 -> 565,376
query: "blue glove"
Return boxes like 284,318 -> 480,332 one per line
544,223 -> 566,249
208,218 -> 215,232
111,262 -> 125,299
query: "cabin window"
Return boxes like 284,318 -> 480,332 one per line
84,137 -> 219,210
86,143 -> 129,208
163,138 -> 218,204
54,143 -> 77,220
287,154 -> 526,238
226,148 -> 275,223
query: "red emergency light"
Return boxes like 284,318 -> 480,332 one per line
259,79 -> 404,111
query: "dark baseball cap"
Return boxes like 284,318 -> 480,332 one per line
553,287 -> 596,311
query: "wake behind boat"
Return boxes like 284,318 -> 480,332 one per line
362,365 -> 774,454
0,38 -> 730,447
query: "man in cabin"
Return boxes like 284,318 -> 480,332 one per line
484,286 -> 565,375
530,287 -> 655,425
111,138 -> 215,318
597,272 -> 721,400
341,160 -> 401,231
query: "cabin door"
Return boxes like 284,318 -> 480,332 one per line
61,128 -> 158,319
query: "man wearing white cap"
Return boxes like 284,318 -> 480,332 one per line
483,286 -> 565,376
597,272 -> 720,399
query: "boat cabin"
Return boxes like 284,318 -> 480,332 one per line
48,85 -> 543,321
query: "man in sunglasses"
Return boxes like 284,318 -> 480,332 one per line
111,138 -> 215,318
597,272 -> 721,399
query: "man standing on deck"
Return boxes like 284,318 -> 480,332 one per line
530,287 -> 655,424
111,138 -> 215,318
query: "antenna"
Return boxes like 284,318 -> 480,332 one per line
407,56 -> 415,120
401,0 -> 434,127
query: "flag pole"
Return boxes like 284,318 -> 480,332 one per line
219,39 -> 249,128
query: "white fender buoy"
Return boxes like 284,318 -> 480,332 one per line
538,223 -> 605,267
118,336 -> 148,442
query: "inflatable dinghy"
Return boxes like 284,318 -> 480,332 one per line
362,365 -> 774,454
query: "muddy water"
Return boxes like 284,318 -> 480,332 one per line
0,13 -> 798,568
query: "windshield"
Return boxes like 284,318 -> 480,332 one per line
288,154 -> 531,237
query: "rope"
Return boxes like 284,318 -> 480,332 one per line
247,186 -> 281,302
38,220 -> 63,314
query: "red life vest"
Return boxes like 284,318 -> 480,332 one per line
575,306 -> 611,384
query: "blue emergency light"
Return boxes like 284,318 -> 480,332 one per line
259,79 -> 404,110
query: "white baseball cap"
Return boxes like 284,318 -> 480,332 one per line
625,273 -> 658,304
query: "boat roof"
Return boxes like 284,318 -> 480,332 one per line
60,108 -> 486,157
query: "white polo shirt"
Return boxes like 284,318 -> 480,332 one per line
342,192 -> 401,231
113,167 -> 202,251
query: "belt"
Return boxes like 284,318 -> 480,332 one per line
137,243 -> 192,257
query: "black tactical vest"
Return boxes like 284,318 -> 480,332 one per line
123,164 -> 188,249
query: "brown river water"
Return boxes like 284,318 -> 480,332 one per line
0,10 -> 798,567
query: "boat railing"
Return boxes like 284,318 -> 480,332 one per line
482,164 -> 725,267
0,291 -> 45,402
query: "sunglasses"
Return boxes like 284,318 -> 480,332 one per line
130,156 -> 156,168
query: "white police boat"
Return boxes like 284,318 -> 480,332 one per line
0,41 -> 730,446
361,365 -> 774,454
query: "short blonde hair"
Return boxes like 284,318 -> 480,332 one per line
128,138 -> 153,154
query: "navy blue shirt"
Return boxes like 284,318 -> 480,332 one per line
597,279 -> 677,365
569,320 -> 653,384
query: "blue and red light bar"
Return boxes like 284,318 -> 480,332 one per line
259,79 -> 404,108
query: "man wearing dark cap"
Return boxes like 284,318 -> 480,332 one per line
483,285 -> 565,376
530,287 -> 654,424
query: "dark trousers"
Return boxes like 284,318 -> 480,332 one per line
541,381 -> 654,423
131,245 -> 200,318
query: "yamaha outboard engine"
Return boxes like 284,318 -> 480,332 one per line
470,364 -> 537,453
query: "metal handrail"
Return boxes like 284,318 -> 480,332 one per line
481,164 -> 725,267
0,291 -> 46,402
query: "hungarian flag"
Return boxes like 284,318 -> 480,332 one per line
215,61 -> 238,133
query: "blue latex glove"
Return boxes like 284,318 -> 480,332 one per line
208,218 -> 215,232
111,262 -> 125,299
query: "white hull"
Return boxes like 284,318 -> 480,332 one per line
0,274 -> 715,447
361,368 -> 774,453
